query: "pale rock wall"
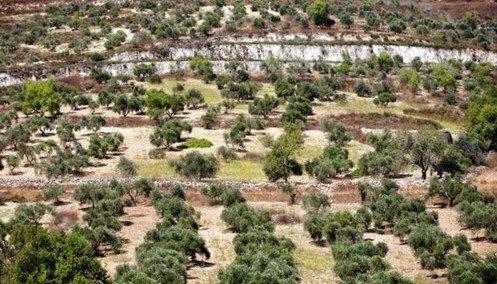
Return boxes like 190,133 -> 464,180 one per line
2,38 -> 497,86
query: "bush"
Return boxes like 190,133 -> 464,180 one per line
133,64 -> 157,81
169,151 -> 219,180
355,81 -> 373,97
116,157 -> 137,177
42,185 -> 64,205
408,224 -> 470,269
7,223 -> 108,283
447,252 -> 497,284
202,183 -> 226,205
302,193 -> 330,213
217,146 -> 237,160
150,119 -> 192,149
185,88 -> 205,109
184,138 -> 213,149
373,92 -> 397,106
221,203 -> 274,233
306,0 -> 332,26
305,146 -> 353,182
428,175 -> 493,207
221,188 -> 246,207
358,131 -> 406,177
458,201 -> 497,242
322,119 -> 351,146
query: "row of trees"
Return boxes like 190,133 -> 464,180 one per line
358,178 -> 497,283
218,188 -> 300,282
301,191 -> 410,282
114,184 -> 209,283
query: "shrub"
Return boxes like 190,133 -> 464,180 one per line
202,183 -> 226,205
355,81 -> 373,97
200,106 -> 219,129
150,119 -> 192,149
184,138 -> 213,149
302,193 -> 330,213
217,146 -> 237,161
373,92 -> 397,106
117,157 -> 137,177
133,178 -> 156,197
263,129 -> 303,182
428,175 -> 493,207
221,188 -> 246,207
305,146 -> 353,182
306,0 -> 332,26
144,225 -> 210,261
221,203 -> 274,233
248,94 -> 279,118
7,223 -> 108,283
185,88 -> 205,109
408,224 -> 470,269
169,151 -> 219,180
358,131 -> 406,177
322,119 -> 351,146
458,201 -> 497,241
42,185 -> 64,205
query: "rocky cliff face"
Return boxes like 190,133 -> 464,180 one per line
2,35 -> 497,86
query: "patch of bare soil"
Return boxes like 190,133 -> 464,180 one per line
99,204 -> 160,276
188,205 -> 236,283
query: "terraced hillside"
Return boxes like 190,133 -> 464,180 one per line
1,1 -> 497,283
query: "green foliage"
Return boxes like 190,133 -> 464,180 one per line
263,128 -> 303,182
306,0 -> 332,26
402,128 -> 448,179
221,188 -> 246,207
221,81 -> 260,101
221,203 -> 274,233
248,94 -> 279,117
408,224 -> 470,270
373,92 -> 397,106
117,156 -> 137,177
321,119 -> 351,146
447,252 -> 497,284
5,223 -> 108,283
20,80 -> 60,116
359,130 -> 407,177
150,119 -> 192,149
200,106 -> 219,129
217,145 -> 237,160
184,138 -> 213,148
146,90 -> 185,120
428,175 -> 493,207
302,193 -> 330,213
104,30 -> 126,49
202,183 -> 226,205
189,58 -> 216,82
458,201 -> 497,242
184,88 -> 205,109
42,185 -> 64,205
224,115 -> 250,150
305,146 -> 353,182
169,151 -> 219,180
355,81 -> 373,97
133,63 -> 157,81
467,86 -> 497,149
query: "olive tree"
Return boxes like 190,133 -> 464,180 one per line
169,151 -> 219,180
